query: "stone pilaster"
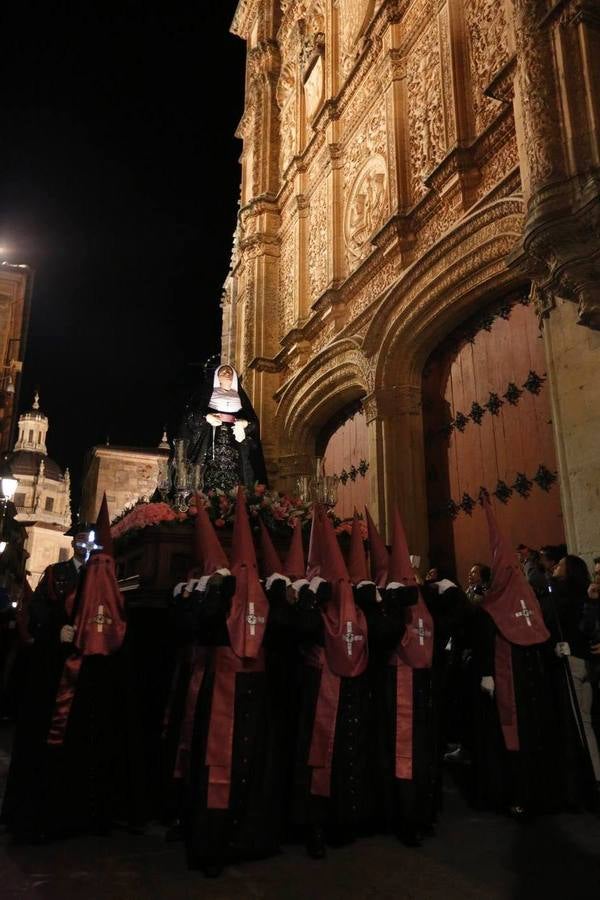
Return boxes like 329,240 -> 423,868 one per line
363,383 -> 429,559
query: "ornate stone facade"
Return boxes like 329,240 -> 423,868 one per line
225,0 -> 600,560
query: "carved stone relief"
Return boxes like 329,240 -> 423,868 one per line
309,180 -> 329,300
344,155 -> 388,263
304,53 -> 325,120
465,0 -> 510,134
338,0 -> 376,78
407,20 -> 446,202
279,230 -> 296,336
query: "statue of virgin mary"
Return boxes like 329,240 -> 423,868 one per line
178,363 -> 268,493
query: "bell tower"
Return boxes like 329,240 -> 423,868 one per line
14,391 -> 48,455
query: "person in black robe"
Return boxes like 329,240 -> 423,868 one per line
160,566 -> 213,836
421,575 -> 470,826
291,508 -> 372,859
1,527 -> 86,841
472,495 -> 562,820
369,508 -> 438,847
182,490 -> 279,877
177,363 -> 268,492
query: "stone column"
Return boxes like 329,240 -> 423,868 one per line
363,384 -> 429,560
510,0 -> 600,328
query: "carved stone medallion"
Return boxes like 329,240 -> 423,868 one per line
344,155 -> 387,259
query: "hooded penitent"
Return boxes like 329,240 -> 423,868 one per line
284,517 -> 305,581
307,506 -> 369,798
194,496 -> 230,575
347,514 -> 369,585
95,492 -> 114,559
389,505 -> 433,670
227,486 -> 269,659
480,493 -> 549,752
48,548 -> 126,745
365,507 -> 389,588
315,507 -> 368,679
387,505 -> 433,781
172,495 -> 230,782
480,493 -> 549,646
258,518 -> 283,579
203,487 -> 269,809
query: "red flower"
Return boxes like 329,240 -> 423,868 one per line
215,518 -> 225,528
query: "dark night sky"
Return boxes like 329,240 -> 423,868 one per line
0,2 -> 245,511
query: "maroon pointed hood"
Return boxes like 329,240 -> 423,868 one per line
227,486 -> 269,659
258,518 -> 283,578
306,504 -> 323,579
74,553 -> 126,656
388,506 -> 416,586
365,507 -> 389,588
96,493 -> 114,558
480,494 -> 549,646
319,510 -> 368,678
194,494 -> 229,574
348,515 -> 369,584
284,518 -> 305,581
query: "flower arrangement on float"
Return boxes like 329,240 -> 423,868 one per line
110,485 -> 366,542
111,485 -> 311,541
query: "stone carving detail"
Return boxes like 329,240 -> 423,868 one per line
512,0 -> 559,186
338,0 -> 376,78
280,98 -> 297,175
465,0 -> 510,134
304,54 -> 325,121
309,181 -> 329,300
344,155 -> 388,262
407,20 -> 445,201
279,231 -> 296,336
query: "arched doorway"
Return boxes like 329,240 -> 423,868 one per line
422,290 -> 564,584
319,400 -> 370,520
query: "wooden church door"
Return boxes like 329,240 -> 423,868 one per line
320,403 -> 371,521
422,292 -> 564,585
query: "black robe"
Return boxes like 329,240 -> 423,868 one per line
291,583 -> 396,835
1,560 -> 80,838
183,576 -> 280,869
422,583 -> 470,820
263,578 -> 319,838
2,559 -> 127,839
178,377 -> 268,490
374,586 -> 438,836
472,609 -> 562,814
158,585 -> 198,824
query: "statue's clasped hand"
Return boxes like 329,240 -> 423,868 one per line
206,413 -> 222,428
233,420 -> 247,443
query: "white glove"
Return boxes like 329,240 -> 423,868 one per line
206,413 -> 222,427
555,641 -> 571,657
480,675 -> 495,697
232,421 -> 246,443
60,624 -> 75,644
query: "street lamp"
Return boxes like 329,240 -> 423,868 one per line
0,455 -> 18,502
0,455 -> 17,556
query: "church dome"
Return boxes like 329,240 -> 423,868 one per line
8,450 -> 64,481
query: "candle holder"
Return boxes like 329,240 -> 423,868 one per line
297,458 -> 338,508
171,439 -> 204,511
